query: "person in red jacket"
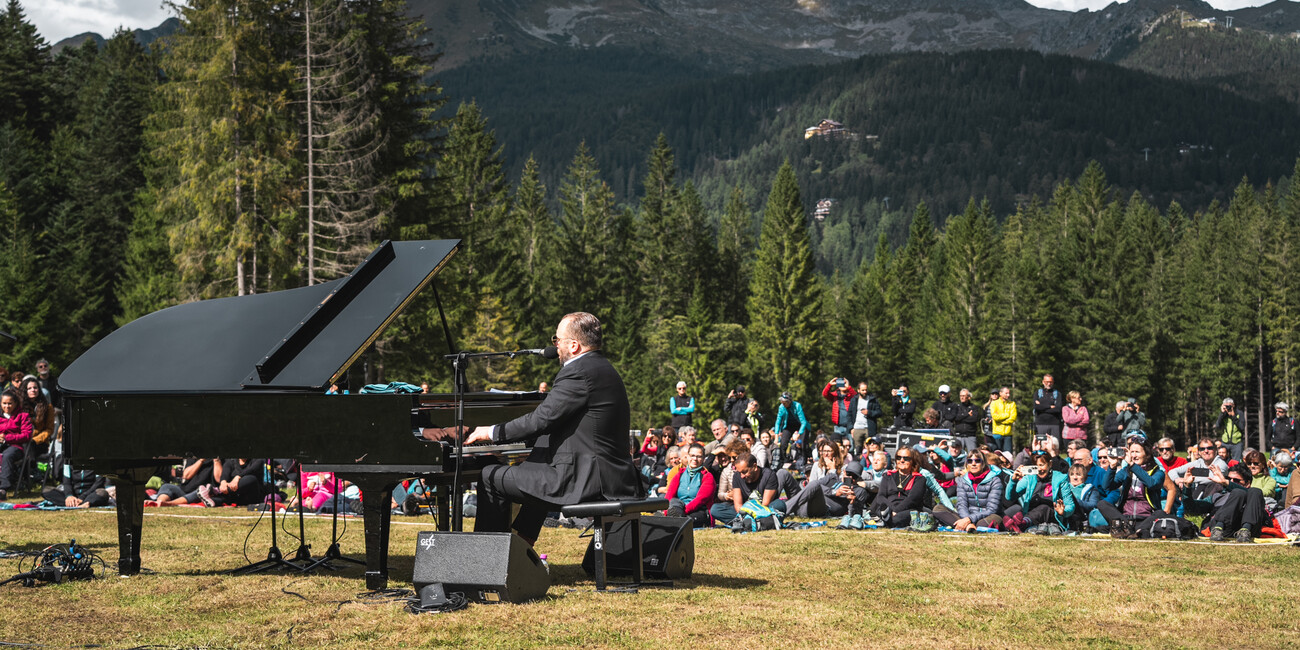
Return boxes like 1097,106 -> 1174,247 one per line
0,392 -> 33,499
663,443 -> 716,527
822,377 -> 857,448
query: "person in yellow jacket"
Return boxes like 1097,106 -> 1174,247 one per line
990,387 -> 1018,455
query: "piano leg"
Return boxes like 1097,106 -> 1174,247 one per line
348,474 -> 399,590
112,467 -> 153,576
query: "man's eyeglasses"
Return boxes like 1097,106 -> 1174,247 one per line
551,335 -> 573,346
1198,446 -> 1214,451
1158,446 -> 1175,452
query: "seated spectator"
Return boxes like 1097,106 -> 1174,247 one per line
1014,436 -> 1068,474
703,419 -> 729,455
922,445 -> 957,496
1270,451 -> 1293,497
0,392 -> 33,500
152,458 -> 217,506
294,471 -> 340,512
788,457 -> 867,520
20,378 -> 55,454
1170,437 -> 1232,516
1153,437 -> 1187,473
1241,451 -> 1278,506
1206,463 -> 1267,542
1066,462 -> 1101,531
807,439 -> 845,483
1093,441 -> 1169,537
869,447 -> 930,528
1003,450 -> 1076,534
860,450 -> 890,499
664,443 -> 715,527
199,458 -> 266,507
751,429 -> 777,468
709,452 -> 786,525
1070,448 -> 1111,490
653,445 -> 683,495
934,452 -> 1003,532
42,459 -> 110,508
676,426 -> 697,449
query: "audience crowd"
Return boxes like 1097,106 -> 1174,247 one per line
9,360 -> 1300,545
642,377 -> 1300,540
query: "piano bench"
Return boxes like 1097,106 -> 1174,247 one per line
561,497 -> 668,593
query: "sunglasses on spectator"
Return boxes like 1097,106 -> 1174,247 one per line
1198,446 -> 1214,451
1157,446 -> 1174,451
1246,461 -> 1264,466
966,459 -> 984,466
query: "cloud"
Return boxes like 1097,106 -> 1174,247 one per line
23,0 -> 172,44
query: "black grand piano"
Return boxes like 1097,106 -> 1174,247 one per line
58,240 -> 543,589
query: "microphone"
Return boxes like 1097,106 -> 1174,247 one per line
514,346 -> 559,359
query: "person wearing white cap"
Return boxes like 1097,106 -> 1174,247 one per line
1215,397 -> 1246,461
930,385 -> 958,429
1269,402 -> 1296,455
670,380 -> 695,429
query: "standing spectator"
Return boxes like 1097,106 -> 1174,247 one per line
1216,398 -> 1246,461
931,385 -> 958,429
0,393 -> 32,500
744,399 -> 764,433
724,385 -> 750,428
990,387 -> 1017,454
890,385 -> 916,429
1102,401 -> 1127,447
980,390 -> 998,446
774,392 -> 810,468
669,381 -> 695,429
1061,391 -> 1090,444
35,359 -> 58,408
848,381 -> 884,455
1032,374 -> 1064,445
950,389 -> 983,445
821,377 -> 857,446
1123,399 -> 1147,438
5,373 -> 23,397
1269,402 -> 1296,454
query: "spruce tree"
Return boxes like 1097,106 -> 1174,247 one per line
746,161 -> 823,402
716,185 -> 754,325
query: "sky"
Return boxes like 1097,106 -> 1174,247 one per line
19,0 -> 1290,45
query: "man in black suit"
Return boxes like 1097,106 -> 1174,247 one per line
461,312 -> 641,544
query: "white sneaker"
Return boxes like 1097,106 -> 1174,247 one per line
197,484 -> 216,507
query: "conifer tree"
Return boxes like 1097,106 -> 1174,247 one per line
848,233 -> 903,390
716,185 -> 754,325
746,161 -> 823,401
895,201 -> 937,385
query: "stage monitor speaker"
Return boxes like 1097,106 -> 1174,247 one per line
413,531 -> 550,604
581,515 -> 694,580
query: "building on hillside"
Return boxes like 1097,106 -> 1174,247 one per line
813,198 -> 836,221
805,119 -> 850,140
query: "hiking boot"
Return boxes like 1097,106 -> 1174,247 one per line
730,516 -> 747,533
664,504 -> 685,518
847,514 -> 865,530
1028,524 -> 1048,535
1234,527 -> 1253,543
197,484 -> 216,507
1210,526 -> 1226,542
836,514 -> 853,530
1004,512 -> 1025,533
1045,523 -> 1065,536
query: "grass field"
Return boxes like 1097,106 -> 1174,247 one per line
1,507 -> 1298,649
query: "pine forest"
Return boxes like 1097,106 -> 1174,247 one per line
3,0 -> 1300,451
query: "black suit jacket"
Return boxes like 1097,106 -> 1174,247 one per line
492,351 -> 640,504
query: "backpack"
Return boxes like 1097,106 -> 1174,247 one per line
1275,505 -> 1300,535
1137,514 -> 1196,540
739,497 -> 784,530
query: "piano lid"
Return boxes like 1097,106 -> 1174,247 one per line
60,240 -> 459,395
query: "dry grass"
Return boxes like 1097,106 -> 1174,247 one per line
0,507 -> 1298,649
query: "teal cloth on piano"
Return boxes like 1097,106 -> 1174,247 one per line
359,382 -> 424,394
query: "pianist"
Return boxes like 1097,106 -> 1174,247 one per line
455,312 -> 641,545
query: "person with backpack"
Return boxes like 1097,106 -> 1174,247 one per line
709,452 -> 786,529
1093,441 -> 1174,538
1032,374 -> 1064,446
1269,402 -> 1296,455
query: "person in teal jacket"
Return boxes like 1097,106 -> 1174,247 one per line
774,392 -> 810,468
1003,451 -> 1076,533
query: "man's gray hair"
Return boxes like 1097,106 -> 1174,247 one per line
563,312 -> 602,349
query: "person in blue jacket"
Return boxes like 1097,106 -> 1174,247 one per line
774,392 -> 810,468
1003,451 -> 1076,533
669,381 -> 696,428
1094,441 -> 1172,535
1066,462 -> 1102,531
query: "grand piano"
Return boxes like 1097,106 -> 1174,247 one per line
58,240 -> 543,589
